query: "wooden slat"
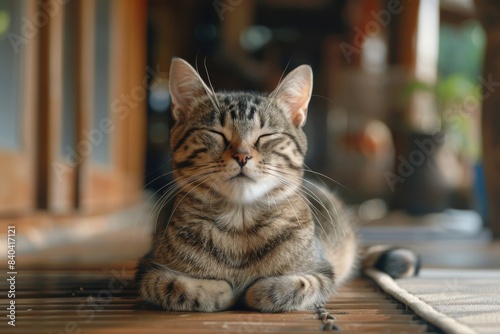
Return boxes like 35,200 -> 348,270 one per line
42,0 -> 79,212
122,0 -> 147,206
0,264 -> 437,334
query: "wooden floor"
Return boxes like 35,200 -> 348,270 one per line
0,261 -> 438,334
5,207 -> 500,334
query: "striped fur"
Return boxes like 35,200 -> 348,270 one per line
136,58 -> 419,313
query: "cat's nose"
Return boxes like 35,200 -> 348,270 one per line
232,151 -> 252,167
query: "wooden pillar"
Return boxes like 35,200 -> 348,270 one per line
476,0 -> 500,238
387,0 -> 420,127
387,0 -> 420,70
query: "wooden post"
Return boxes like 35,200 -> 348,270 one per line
386,0 -> 420,127
476,0 -> 500,238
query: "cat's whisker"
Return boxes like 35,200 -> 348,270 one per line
134,164 -> 187,241
203,57 -> 223,113
135,179 -> 173,236
152,166 -> 217,209
263,58 -> 294,121
271,163 -> 348,239
311,93 -> 336,107
159,173 -> 217,242
145,180 -> 180,234
146,182 -> 189,236
148,168 -> 219,236
194,57 -> 223,117
262,169 -> 337,245
298,176 -> 346,240
302,166 -> 354,193
264,164 -> 344,242
141,168 -> 174,191
200,173 -> 225,213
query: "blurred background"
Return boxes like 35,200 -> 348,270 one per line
1,0 -> 500,257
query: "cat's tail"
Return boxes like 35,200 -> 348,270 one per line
361,245 -> 421,278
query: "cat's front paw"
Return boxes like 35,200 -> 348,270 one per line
191,279 -> 234,312
139,270 -> 234,312
245,274 -> 329,312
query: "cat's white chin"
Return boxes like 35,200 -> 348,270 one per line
219,177 -> 277,204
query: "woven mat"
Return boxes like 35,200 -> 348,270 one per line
366,268 -> 500,334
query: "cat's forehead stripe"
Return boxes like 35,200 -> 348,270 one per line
248,105 -> 256,120
219,109 -> 226,127
216,94 -> 265,123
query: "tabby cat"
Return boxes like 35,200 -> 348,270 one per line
136,58 -> 420,313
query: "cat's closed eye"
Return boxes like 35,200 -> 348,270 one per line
254,133 -> 276,148
207,130 -> 230,148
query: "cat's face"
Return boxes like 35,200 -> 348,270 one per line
168,58 -> 313,204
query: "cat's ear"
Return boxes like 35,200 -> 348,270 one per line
271,65 -> 313,127
169,58 -> 210,121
